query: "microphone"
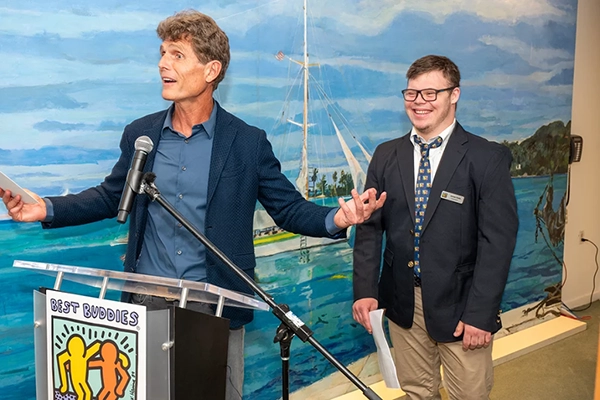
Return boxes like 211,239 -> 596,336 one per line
117,135 -> 154,224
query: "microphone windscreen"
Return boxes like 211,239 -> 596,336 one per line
135,135 -> 154,153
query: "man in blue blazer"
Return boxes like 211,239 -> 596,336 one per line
1,10 -> 385,400
352,55 -> 518,399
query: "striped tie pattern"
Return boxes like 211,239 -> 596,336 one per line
413,135 -> 444,279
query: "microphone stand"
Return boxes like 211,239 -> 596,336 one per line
138,173 -> 381,400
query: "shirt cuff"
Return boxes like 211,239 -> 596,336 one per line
325,207 -> 343,235
42,198 -> 54,223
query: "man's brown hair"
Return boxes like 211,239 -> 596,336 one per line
406,55 -> 461,88
157,10 -> 230,88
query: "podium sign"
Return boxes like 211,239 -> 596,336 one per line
45,290 -> 147,400
14,260 -> 269,400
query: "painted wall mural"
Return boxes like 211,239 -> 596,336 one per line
0,1 -> 576,399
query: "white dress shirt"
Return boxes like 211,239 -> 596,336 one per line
410,119 -> 456,188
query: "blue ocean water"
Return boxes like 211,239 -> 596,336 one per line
0,175 -> 565,400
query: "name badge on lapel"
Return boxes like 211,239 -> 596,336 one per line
441,190 -> 464,204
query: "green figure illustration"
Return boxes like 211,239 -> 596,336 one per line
56,334 -> 101,399
88,340 -> 132,400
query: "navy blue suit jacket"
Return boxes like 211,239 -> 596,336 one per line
353,123 -> 518,342
44,102 -> 339,328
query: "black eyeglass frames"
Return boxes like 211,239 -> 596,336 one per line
401,86 -> 457,102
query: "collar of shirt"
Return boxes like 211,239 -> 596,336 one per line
162,100 -> 218,138
410,119 -> 456,187
410,118 -> 456,149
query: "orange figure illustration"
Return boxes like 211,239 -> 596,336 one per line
56,335 -> 101,400
88,340 -> 131,400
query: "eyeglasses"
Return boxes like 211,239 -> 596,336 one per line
401,86 -> 457,102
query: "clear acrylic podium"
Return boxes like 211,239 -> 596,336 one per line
13,259 -> 269,400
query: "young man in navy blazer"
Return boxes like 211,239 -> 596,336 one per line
1,10 -> 386,399
352,55 -> 518,400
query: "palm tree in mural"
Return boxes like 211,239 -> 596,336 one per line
318,174 -> 327,196
310,167 -> 318,197
331,171 -> 338,197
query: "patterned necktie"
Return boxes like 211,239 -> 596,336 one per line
413,135 -> 444,280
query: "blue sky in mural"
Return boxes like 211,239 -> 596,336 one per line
0,0 -> 576,201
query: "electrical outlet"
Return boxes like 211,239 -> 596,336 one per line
579,230 -> 585,243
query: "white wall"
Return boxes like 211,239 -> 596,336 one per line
563,0 -> 600,307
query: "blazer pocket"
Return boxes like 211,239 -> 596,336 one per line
455,262 -> 475,273
383,247 -> 394,267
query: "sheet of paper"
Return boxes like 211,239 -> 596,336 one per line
0,171 -> 39,204
369,308 -> 401,389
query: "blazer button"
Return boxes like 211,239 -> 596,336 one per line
409,229 -> 415,235
407,261 -> 414,268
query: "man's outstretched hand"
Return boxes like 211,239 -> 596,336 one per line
334,188 -> 386,229
0,188 -> 47,222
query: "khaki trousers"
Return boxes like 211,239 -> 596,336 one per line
388,287 -> 494,400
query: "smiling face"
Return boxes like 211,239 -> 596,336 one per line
158,39 -> 221,106
404,70 -> 460,140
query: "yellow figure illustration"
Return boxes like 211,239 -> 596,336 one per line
89,340 -> 131,400
57,334 -> 101,399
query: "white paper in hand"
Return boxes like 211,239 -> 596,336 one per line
369,308 -> 401,389
0,171 -> 39,204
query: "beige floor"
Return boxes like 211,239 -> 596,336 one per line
289,308 -> 593,400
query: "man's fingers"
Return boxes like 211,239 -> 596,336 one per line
453,320 -> 464,337
461,327 -> 492,351
337,196 -> 352,224
352,306 -> 372,332
352,299 -> 377,334
7,197 -> 23,217
483,333 -> 492,348
376,192 -> 387,208
350,189 -> 364,223
478,335 -> 486,347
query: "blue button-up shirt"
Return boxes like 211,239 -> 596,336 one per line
135,103 -> 216,281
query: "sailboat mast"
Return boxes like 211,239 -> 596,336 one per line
302,0 -> 309,198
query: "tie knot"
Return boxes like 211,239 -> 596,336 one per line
414,135 -> 443,151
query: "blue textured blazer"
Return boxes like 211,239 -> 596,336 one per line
44,102 -> 339,328
353,123 -> 518,342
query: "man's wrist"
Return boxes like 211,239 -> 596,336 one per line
42,198 -> 54,223
326,207 -> 343,234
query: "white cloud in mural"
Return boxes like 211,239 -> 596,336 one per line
201,0 -> 573,37
0,7 -> 161,38
0,161 -> 118,197
0,1 -> 573,39
470,35 -> 575,92
319,56 -> 410,76
331,0 -> 569,35
0,3 -> 289,38
540,84 -> 573,96
466,70 -> 557,88
6,5 -> 150,37
479,35 -> 573,70
333,96 -> 404,113
0,53 -> 157,87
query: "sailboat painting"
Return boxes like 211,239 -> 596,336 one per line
252,1 -> 371,260
0,1 -> 577,399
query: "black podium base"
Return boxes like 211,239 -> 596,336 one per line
170,306 -> 230,400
